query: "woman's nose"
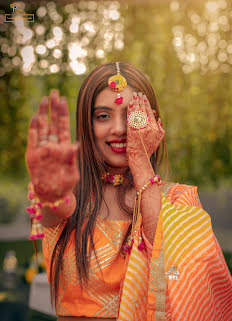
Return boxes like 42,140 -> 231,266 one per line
111,115 -> 127,135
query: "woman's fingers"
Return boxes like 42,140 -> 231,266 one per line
58,97 -> 71,143
37,92 -> 71,145
158,118 -> 165,132
38,97 -> 49,144
130,92 -> 158,128
49,90 -> 59,141
63,142 -> 80,165
133,92 -> 139,109
128,91 -> 140,112
157,118 -> 165,141
27,114 -> 39,150
143,94 -> 156,124
138,92 -> 143,109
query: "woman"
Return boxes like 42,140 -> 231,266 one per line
26,62 -> 232,321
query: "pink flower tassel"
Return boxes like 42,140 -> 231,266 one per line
115,96 -> 123,105
26,206 -> 36,214
29,221 -> 44,240
138,240 -> 146,251
123,244 -> 132,253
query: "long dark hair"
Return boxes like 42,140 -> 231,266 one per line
50,62 -> 169,308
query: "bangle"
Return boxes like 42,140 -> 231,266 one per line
136,174 -> 161,197
26,182 -> 70,240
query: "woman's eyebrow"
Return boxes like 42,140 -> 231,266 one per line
93,106 -> 127,111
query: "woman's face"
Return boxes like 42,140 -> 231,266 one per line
93,85 -> 134,174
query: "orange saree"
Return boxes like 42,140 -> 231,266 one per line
118,183 -> 232,321
42,183 -> 232,320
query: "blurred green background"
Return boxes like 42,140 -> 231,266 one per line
0,0 -> 231,270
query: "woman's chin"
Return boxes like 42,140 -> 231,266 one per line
106,161 -> 129,173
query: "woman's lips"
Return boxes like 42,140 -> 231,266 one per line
107,143 -> 126,154
110,146 -> 126,153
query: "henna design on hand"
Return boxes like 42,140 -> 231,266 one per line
26,90 -> 80,202
126,92 -> 165,171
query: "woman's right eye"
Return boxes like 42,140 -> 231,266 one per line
96,114 -> 109,119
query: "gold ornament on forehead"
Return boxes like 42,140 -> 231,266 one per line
108,62 -> 127,105
108,74 -> 127,92
127,110 -> 149,130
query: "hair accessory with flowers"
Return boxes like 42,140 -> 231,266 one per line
108,62 -> 127,105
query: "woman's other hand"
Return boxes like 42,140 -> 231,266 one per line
25,90 -> 80,202
126,91 -> 165,170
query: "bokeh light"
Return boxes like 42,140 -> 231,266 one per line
0,0 -> 231,76
170,0 -> 232,74
0,1 -> 124,76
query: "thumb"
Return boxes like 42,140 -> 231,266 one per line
64,143 -> 79,165
74,141 -> 80,151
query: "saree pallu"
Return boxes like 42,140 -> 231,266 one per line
43,183 -> 232,320
118,191 -> 232,321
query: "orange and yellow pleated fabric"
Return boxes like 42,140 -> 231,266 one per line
42,183 -> 232,320
163,185 -> 232,321
118,183 -> 232,321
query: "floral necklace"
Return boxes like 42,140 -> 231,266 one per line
101,172 -> 144,254
101,172 -> 127,186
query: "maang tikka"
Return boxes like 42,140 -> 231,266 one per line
108,62 -> 127,105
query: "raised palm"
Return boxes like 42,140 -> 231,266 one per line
25,90 -> 80,202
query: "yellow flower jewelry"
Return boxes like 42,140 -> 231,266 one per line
108,74 -> 127,92
101,172 -> 126,186
108,62 -> 127,104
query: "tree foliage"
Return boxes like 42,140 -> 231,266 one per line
0,0 -> 232,192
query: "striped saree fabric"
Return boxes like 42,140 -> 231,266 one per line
42,183 -> 232,320
118,183 -> 232,321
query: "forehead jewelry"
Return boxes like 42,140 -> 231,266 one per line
108,62 -> 127,105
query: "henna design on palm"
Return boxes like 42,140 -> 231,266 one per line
26,90 -> 80,202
